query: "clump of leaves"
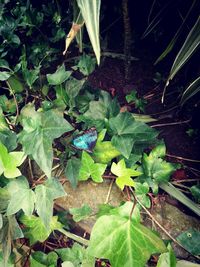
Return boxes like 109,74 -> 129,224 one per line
126,89 -> 147,112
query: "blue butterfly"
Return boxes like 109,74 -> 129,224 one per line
72,127 -> 97,153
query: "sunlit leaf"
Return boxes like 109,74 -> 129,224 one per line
87,214 -> 167,267
79,151 -> 106,183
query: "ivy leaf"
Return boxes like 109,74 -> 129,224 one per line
111,159 -> 142,190
69,204 -> 92,222
18,104 -> 74,177
93,129 -> 121,164
142,143 -> 178,188
35,178 -> 66,228
47,64 -> 72,85
0,215 -> 24,265
109,112 -> 158,158
0,142 -> 26,178
176,229 -> 200,256
79,91 -> 120,131
20,215 -> 63,245
30,251 -> 58,267
64,157 -> 81,188
134,182 -> 151,208
156,243 -> 176,267
0,130 -> 17,151
65,77 -> 86,109
87,214 -> 167,267
74,54 -> 96,76
56,243 -> 95,267
6,176 -> 35,216
79,151 -> 107,183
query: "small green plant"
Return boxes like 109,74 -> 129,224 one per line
126,89 -> 147,112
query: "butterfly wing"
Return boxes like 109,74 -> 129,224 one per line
72,128 -> 97,153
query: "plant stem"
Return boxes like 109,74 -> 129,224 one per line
57,228 -> 89,246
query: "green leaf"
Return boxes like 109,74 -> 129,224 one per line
56,243 -> 95,267
0,71 -> 11,81
6,176 -> 35,216
156,243 -> 176,267
87,214 -> 167,267
176,229 -> 200,256
35,178 -> 66,228
0,142 -> 26,178
18,105 -> 74,177
190,185 -> 200,203
65,77 -> 85,108
47,64 -> 72,85
69,204 -> 92,222
30,251 -> 58,267
0,130 -> 17,151
0,215 -> 24,265
165,16 -> 200,90
61,262 -> 74,267
76,0 -> 101,64
181,76 -> 200,105
20,215 -> 63,245
142,143 -> 177,186
79,151 -> 107,183
111,159 -> 142,190
74,54 -> 96,76
7,75 -> 24,93
79,91 -> 120,131
109,112 -> 158,158
93,129 -> 121,164
0,188 -> 10,213
65,157 -> 81,188
134,182 -> 151,208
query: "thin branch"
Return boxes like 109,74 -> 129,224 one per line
166,154 -> 200,163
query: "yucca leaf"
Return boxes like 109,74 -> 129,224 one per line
76,0 -> 101,64
180,76 -> 200,105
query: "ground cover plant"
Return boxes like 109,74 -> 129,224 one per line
0,0 -> 200,266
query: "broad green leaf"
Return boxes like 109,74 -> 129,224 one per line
111,159 -> 142,190
47,64 -> 72,85
87,215 -> 167,267
156,243 -> 176,267
0,107 -> 8,130
79,91 -> 120,131
7,75 -> 24,93
76,0 -> 101,64
181,76 -> 200,105
0,130 -> 17,151
61,262 -> 74,267
6,176 -> 35,216
30,251 -> 58,267
56,243 -> 95,267
134,182 -> 151,208
74,54 -> 96,76
165,16 -> 200,92
190,185 -> 200,203
0,95 -> 16,113
0,71 -> 11,81
142,144 -> 177,186
69,204 -> 92,222
93,129 -> 121,163
109,112 -> 158,158
20,215 -> 62,245
0,215 -> 24,265
0,188 -> 10,213
177,229 -> 200,256
0,142 -> 26,178
65,77 -> 85,108
18,105 -> 74,177
79,151 -> 106,183
65,157 -> 81,188
0,251 -> 14,267
35,178 -> 66,228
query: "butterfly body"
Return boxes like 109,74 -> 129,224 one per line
72,128 -> 97,153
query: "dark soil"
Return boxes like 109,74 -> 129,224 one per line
88,51 -> 200,169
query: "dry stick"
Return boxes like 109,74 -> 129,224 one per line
129,187 -> 185,248
166,153 -> 200,163
104,179 -> 115,204
151,119 -> 190,128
